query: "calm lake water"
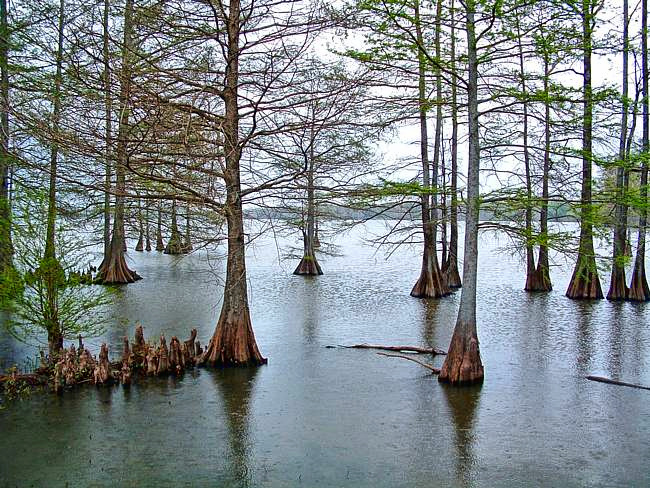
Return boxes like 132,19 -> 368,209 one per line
1,221 -> 649,487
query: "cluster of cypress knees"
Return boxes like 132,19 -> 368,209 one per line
5,326 -> 205,394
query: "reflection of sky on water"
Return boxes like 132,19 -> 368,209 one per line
1,221 -> 650,486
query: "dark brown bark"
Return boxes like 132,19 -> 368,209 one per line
439,0 -> 483,385
566,1 -> 603,300
201,0 -> 265,367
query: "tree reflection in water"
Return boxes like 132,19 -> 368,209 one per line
442,384 -> 481,488
211,367 -> 260,487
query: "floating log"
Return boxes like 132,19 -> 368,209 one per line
339,343 -> 446,355
377,352 -> 441,374
586,375 -> 650,391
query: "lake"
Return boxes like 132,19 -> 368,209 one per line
1,221 -> 649,487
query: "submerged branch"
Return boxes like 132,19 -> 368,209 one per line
377,352 -> 440,374
586,375 -> 650,391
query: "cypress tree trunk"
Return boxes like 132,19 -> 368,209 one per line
96,0 -> 140,284
135,199 -> 144,251
183,202 -> 193,253
566,0 -> 603,299
608,0 -> 630,300
156,202 -> 164,251
439,0 -> 483,385
164,200 -> 184,254
145,201 -> 151,251
443,0 -> 462,288
532,51 -> 553,292
102,0 -> 111,257
411,0 -> 449,298
629,0 -> 650,301
43,0 -> 65,359
517,16 -> 538,292
0,0 -> 13,276
201,0 -> 265,367
294,120 -> 322,275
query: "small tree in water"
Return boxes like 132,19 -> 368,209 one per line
5,190 -> 111,361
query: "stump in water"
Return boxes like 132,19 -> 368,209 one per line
169,336 -> 184,374
132,325 -> 146,368
184,328 -> 197,365
93,343 -> 111,385
156,335 -> 169,375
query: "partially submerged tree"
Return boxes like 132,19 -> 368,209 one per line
439,0 -> 483,385
628,0 -> 650,301
95,0 -> 140,284
607,0 -> 631,300
565,0 -> 603,299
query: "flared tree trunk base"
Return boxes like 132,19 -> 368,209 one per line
48,331 -> 63,362
438,325 -> 484,385
525,267 -> 552,292
411,265 -> 450,298
566,258 -> 603,299
442,258 -> 462,288
200,309 -> 267,367
293,255 -> 323,275
628,266 -> 650,301
95,253 -> 141,284
607,267 -> 628,300
164,234 -> 185,255
135,234 -> 144,252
